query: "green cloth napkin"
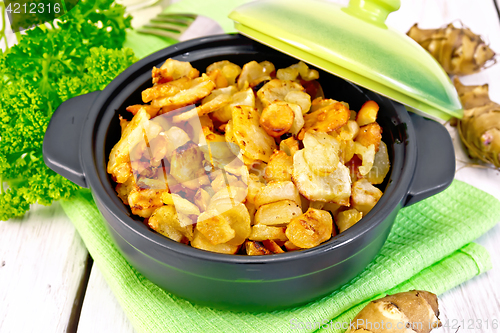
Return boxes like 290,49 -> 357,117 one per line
60,180 -> 500,333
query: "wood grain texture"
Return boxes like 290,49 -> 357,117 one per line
77,265 -> 136,333
0,202 -> 89,333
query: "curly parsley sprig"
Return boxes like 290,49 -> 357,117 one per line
0,0 -> 138,220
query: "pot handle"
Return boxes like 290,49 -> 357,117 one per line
403,113 -> 455,206
43,91 -> 101,188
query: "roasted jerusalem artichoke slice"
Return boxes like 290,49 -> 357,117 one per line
365,141 -> 390,184
302,130 -> 340,176
254,200 -> 302,226
354,142 -> 376,176
152,58 -> 200,84
285,208 -> 333,248
257,79 -> 305,108
356,100 -> 379,127
298,101 -> 350,140
254,181 -> 302,209
207,60 -> 242,86
259,102 -> 295,138
162,192 -> 200,216
292,149 -> 351,204
245,240 -> 273,255
351,179 -> 383,216
115,175 -> 136,204
201,202 -> 251,246
151,74 -> 216,110
237,60 -> 275,90
191,229 -> 240,254
356,122 -> 382,152
148,205 -> 194,242
169,142 -> 206,190
264,150 -> 293,182
249,224 -> 288,242
128,187 -> 168,218
232,105 -> 277,162
196,212 -> 235,245
212,87 -> 255,123
336,208 -> 363,233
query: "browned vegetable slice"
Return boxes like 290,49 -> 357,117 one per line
108,109 -> 162,183
279,136 -> 300,156
151,74 -> 216,110
162,192 -> 200,216
152,58 -> 200,84
262,240 -> 285,254
259,102 -> 295,137
232,105 -> 277,162
284,240 -> 302,251
254,181 -> 301,209
245,241 -> 272,255
257,79 -> 304,108
292,149 -> 351,205
365,141 -> 391,184
126,104 -> 161,117
149,205 -> 194,242
254,200 -> 302,226
170,142 -> 206,190
206,60 -> 241,85
196,212 -> 235,245
298,101 -> 350,140
191,229 -> 240,254
351,179 -> 383,216
335,208 -> 363,233
356,100 -> 379,126
238,61 -> 275,90
115,175 -> 136,204
285,208 -> 333,248
128,187 -> 168,218
302,130 -> 340,175
264,150 -> 293,182
249,224 -> 288,242
356,122 -> 382,152
142,77 -> 191,103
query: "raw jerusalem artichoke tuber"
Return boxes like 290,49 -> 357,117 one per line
347,290 -> 441,333
407,23 -> 495,76
454,77 -> 500,168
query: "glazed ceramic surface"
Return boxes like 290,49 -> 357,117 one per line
229,0 -> 463,120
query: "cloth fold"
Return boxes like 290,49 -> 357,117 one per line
60,180 -> 500,333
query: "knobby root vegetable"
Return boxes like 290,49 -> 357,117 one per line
347,290 -> 441,333
454,77 -> 500,168
407,22 -> 496,76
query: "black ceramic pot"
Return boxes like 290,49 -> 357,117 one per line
43,34 -> 455,311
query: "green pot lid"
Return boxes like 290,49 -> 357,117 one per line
229,0 -> 463,120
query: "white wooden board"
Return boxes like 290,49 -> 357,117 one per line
0,202 -> 90,333
77,265 -> 136,333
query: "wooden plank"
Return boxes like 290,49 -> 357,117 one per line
77,265 -> 136,333
0,202 -> 90,333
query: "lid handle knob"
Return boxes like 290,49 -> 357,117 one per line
344,0 -> 401,27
